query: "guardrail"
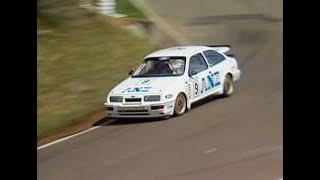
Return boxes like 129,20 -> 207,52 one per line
94,0 -> 116,15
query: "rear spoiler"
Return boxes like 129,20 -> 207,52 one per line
206,44 -> 231,53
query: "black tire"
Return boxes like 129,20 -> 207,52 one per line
174,93 -> 187,116
222,74 -> 234,97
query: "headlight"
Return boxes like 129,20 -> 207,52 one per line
110,96 -> 123,102
144,95 -> 160,102
165,94 -> 173,99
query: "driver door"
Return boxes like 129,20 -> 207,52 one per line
188,53 -> 210,103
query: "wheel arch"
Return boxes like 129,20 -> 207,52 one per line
177,91 -> 191,111
225,72 -> 233,80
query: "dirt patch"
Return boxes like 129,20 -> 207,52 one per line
37,109 -> 108,147
109,16 -> 153,26
69,83 -> 94,93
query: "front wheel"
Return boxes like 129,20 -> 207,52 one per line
222,74 -> 234,97
174,93 -> 186,116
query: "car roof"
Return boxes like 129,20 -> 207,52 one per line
144,46 -> 211,59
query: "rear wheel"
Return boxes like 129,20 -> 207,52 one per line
222,74 -> 234,97
174,93 -> 186,116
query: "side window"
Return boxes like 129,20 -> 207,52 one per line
203,50 -> 225,65
189,53 -> 208,74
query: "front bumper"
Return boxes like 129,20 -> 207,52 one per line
104,100 -> 175,118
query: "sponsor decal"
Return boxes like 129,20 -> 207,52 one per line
136,79 -> 152,85
204,71 -> 221,90
167,104 -> 174,109
213,71 -> 221,86
201,78 -> 206,93
122,87 -> 152,93
185,83 -> 192,98
206,75 -> 214,89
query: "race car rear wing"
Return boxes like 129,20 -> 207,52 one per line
206,45 -> 231,53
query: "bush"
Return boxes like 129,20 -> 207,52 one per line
38,0 -> 78,25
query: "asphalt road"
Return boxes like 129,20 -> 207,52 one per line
37,0 -> 283,179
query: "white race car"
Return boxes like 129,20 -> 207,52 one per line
104,45 -> 241,118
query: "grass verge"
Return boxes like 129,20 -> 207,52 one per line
116,0 -> 147,18
38,6 -> 160,139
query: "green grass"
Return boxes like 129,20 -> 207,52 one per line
38,8 -> 160,138
116,0 -> 147,18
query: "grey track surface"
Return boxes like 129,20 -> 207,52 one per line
38,0 -> 283,179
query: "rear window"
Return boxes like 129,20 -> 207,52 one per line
203,50 -> 225,65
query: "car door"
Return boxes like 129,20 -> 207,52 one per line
188,53 -> 210,102
202,50 -> 228,94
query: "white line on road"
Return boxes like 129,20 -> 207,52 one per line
203,148 -> 217,154
37,119 -> 116,151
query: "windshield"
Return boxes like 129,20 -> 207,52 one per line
132,57 -> 186,77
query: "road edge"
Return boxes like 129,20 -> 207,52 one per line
37,0 -> 188,149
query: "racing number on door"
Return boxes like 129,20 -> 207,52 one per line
193,80 -> 199,97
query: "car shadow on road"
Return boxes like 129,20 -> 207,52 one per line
190,94 -> 225,109
93,95 -> 225,126
93,116 -> 169,126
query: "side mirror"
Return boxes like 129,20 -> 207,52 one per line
189,70 -> 197,77
128,69 -> 133,76
128,67 -> 137,76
